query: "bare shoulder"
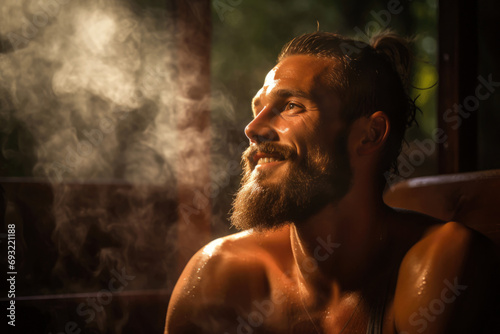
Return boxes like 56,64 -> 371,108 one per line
394,216 -> 496,334
165,227 -> 290,334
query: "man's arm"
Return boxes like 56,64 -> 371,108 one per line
165,237 -> 269,334
394,221 -> 497,334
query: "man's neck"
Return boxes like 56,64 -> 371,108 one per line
289,185 -> 392,303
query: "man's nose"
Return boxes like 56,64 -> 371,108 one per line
244,107 -> 279,143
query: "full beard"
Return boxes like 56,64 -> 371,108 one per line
230,133 -> 352,231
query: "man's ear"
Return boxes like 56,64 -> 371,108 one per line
357,111 -> 390,155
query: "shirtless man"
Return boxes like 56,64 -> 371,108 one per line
165,32 -> 496,333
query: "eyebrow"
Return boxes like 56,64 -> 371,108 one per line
252,88 -> 311,114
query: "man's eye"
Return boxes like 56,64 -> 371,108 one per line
283,102 -> 302,112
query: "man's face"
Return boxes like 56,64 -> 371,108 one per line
230,55 -> 353,231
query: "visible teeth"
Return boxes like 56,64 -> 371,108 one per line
257,157 -> 280,165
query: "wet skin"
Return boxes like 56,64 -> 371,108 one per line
165,55 -> 495,334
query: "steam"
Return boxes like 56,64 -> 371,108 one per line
0,0 -> 238,332
1,0 -> 181,184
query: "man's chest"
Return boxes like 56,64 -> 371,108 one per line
243,286 -> 397,334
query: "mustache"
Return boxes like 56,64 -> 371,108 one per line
242,142 -> 297,169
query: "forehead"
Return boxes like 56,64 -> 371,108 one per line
253,55 -> 338,108
271,55 -> 335,84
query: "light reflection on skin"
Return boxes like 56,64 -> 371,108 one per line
201,230 -> 254,257
201,238 -> 224,257
264,68 -> 278,90
276,127 -> 290,134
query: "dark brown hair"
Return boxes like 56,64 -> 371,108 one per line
278,31 -> 417,176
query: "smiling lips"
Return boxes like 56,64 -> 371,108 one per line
253,152 -> 285,166
245,143 -> 296,170
257,157 -> 281,165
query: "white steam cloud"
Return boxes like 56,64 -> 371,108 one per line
0,0 -> 236,332
1,0 -> 180,184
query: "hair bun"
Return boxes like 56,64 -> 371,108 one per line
370,31 -> 412,90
